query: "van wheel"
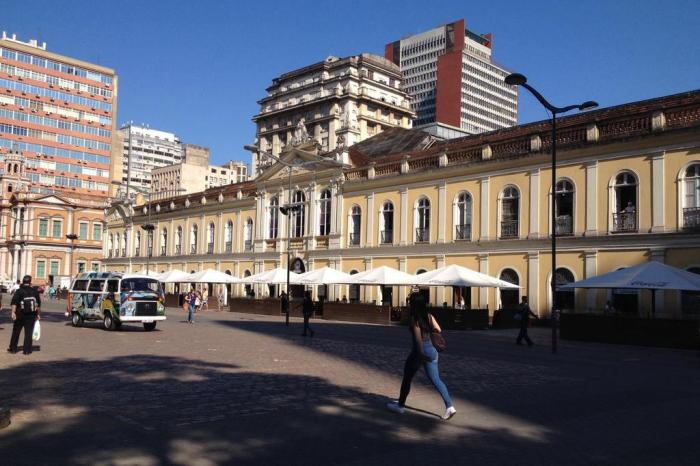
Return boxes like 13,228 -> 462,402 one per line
103,312 -> 115,331
143,322 -> 157,332
71,312 -> 83,327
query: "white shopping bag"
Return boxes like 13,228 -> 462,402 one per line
32,320 -> 41,342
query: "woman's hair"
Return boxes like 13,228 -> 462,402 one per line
409,292 -> 430,332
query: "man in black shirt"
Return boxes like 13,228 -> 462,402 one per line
280,291 -> 289,327
516,296 -> 538,347
7,275 -> 41,355
300,291 -> 315,337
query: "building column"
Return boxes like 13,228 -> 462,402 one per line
306,183 -> 317,248
200,213 -> 206,254
366,192 -> 374,247
398,256 -> 407,306
585,161 -> 598,235
478,253 -> 489,309
529,169 -> 540,238
399,188 -> 408,246
480,177 -> 490,240
437,181 -> 446,243
650,248 -> 666,316
527,252 -> 540,316
217,212 -> 224,254
436,254 -> 446,305
651,152 -> 666,233
584,250 -> 597,312
363,257 -> 372,303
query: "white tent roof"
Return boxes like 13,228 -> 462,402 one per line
413,264 -> 520,289
133,270 -> 161,278
241,267 -> 303,284
157,269 -> 193,283
187,269 -> 241,284
561,261 -> 700,291
297,267 -> 353,285
348,266 -> 418,285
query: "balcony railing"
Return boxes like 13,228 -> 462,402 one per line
108,250 -> 113,258
175,245 -> 182,255
415,228 -> 429,243
455,224 -> 471,240
190,244 -> 197,254
121,248 -> 126,257
225,241 -> 232,253
380,230 -> 393,244
160,246 -> 166,256
500,220 -> 519,239
683,207 -> 700,230
147,247 -> 152,257
612,212 -> 637,232
244,240 -> 253,251
207,243 -> 214,254
555,215 -> 573,236
349,232 -> 360,246
135,247 -> 140,257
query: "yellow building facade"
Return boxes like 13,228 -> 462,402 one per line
103,90 -> 700,317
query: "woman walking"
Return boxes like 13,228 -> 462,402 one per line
387,288 -> 456,420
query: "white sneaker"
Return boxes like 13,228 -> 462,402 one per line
442,406 -> 456,420
386,402 -> 405,414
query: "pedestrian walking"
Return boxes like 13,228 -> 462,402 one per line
516,296 -> 538,346
300,290 -> 314,337
49,285 -> 56,300
7,275 -> 41,355
9,280 -> 20,295
280,291 -> 290,326
186,286 -> 197,324
387,288 -> 456,420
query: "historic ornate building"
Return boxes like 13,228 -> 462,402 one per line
103,90 -> 700,317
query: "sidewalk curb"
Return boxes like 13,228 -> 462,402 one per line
0,407 -> 10,429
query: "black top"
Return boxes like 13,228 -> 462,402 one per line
519,303 -> 537,323
281,295 -> 289,311
11,285 -> 41,314
302,296 -> 314,315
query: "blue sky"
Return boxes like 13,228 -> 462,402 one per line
3,0 -> 699,165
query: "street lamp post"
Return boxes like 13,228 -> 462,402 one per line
504,73 -> 597,354
66,233 -> 78,277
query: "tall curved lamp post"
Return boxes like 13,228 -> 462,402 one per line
504,73 -> 598,354
66,233 -> 79,278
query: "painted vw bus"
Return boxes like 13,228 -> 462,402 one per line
68,272 -> 166,331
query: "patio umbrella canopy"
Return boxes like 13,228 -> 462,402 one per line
187,269 -> 241,284
347,266 -> 418,285
413,264 -> 520,289
560,261 -> 700,291
156,269 -> 192,283
241,267 -> 303,285
297,267 -> 353,285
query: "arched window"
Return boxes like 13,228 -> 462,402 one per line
681,266 -> 700,315
244,218 -> 253,251
348,270 -> 360,303
500,186 -> 519,239
454,192 -> 472,240
613,172 -> 638,232
160,228 -> 167,256
243,270 -> 252,297
415,197 -> 430,243
190,224 -> 198,254
108,234 -> 114,257
292,191 -> 305,238
224,270 -> 233,299
319,189 -> 331,236
380,201 -> 394,244
499,268 -> 519,309
554,268 -> 575,312
207,223 -> 215,254
175,226 -> 183,255
225,220 -> 233,252
122,233 -> 127,257
349,205 -> 361,246
682,164 -> 700,229
555,180 -> 574,236
115,234 -> 121,257
269,196 -> 279,239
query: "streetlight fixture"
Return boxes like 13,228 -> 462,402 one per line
244,144 -> 346,306
140,223 -> 155,274
65,233 -> 78,277
504,72 -> 598,354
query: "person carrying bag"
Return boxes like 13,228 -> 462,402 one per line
7,275 -> 41,355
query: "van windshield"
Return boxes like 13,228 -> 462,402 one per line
120,278 -> 161,293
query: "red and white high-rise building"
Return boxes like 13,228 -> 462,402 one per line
386,19 -> 517,134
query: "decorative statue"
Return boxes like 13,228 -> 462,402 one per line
292,118 -> 310,145
336,134 -> 346,151
340,104 -> 359,130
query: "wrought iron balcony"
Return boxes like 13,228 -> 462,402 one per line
683,207 -> 700,230
380,230 -> 393,244
135,247 -> 140,257
207,243 -> 214,254
455,224 -> 471,240
108,250 -> 113,258
415,228 -> 429,243
349,233 -> 360,246
225,241 -> 232,253
244,240 -> 253,251
160,246 -> 166,256
555,215 -> 573,236
500,220 -> 519,239
121,248 -> 126,257
612,212 -> 637,232
147,247 -> 152,257
174,245 -> 182,255
190,244 -> 197,255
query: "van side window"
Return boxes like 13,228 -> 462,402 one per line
72,280 -> 88,291
106,280 -> 119,293
88,280 -> 105,292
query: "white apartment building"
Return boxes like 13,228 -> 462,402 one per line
386,19 -> 518,134
119,123 -> 182,194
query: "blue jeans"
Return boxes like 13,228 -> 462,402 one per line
398,340 -> 453,408
187,304 -> 195,322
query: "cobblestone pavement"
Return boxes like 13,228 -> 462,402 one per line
1,300 -> 699,466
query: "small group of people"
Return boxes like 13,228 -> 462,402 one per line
183,286 -> 206,324
6,275 -> 41,356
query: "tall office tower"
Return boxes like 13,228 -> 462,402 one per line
385,19 -> 518,134
250,53 -> 415,177
119,123 -> 182,194
0,32 -> 118,197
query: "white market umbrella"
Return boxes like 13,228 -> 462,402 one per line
348,266 -> 418,286
560,262 -> 700,291
297,267 -> 353,285
241,267 -> 303,285
157,269 -> 192,283
188,269 -> 241,284
413,264 -> 520,289
133,270 -> 161,278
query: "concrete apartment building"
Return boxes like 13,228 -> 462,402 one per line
0,32 -> 118,198
386,19 -> 518,134
119,123 -> 182,194
250,53 -> 415,177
